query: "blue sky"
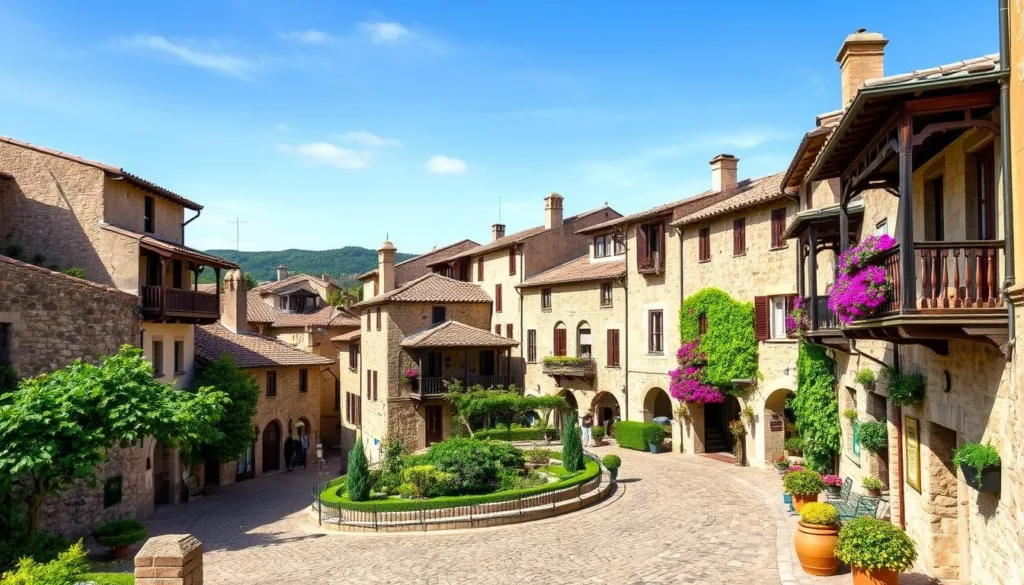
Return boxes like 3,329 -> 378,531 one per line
0,1 -> 998,254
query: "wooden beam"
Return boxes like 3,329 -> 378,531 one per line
808,224 -> 819,330
898,108 -> 916,312
904,91 -> 999,115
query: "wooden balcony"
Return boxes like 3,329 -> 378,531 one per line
412,375 -> 514,399
141,285 -> 220,324
541,357 -> 597,380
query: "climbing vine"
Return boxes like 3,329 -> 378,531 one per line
789,342 -> 840,472
679,288 -> 757,397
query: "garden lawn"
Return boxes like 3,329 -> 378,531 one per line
83,572 -> 135,585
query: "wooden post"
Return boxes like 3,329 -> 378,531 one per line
463,349 -> 469,387
839,179 -> 850,254
898,109 -> 916,312
796,240 -> 805,298
807,225 -> 819,329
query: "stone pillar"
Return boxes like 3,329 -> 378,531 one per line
135,534 -> 203,585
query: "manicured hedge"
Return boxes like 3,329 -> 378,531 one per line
474,427 -> 557,441
614,421 -> 664,451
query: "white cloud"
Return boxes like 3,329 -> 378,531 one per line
360,21 -> 414,44
279,142 -> 372,170
279,30 -> 335,44
425,155 -> 467,175
338,131 -> 402,147
117,35 -> 258,79
274,123 -> 290,133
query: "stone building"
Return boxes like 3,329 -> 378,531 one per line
195,270 -> 333,484
789,29 -> 1021,583
358,238 -> 479,297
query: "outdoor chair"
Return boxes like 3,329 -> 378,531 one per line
183,474 -> 205,501
827,477 -> 853,503
836,492 -> 880,521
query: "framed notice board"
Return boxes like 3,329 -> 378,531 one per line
904,416 -> 921,493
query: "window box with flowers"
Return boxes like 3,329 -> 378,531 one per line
404,368 -> 420,392
828,234 -> 897,324
786,296 -> 810,335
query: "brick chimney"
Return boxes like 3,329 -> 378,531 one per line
378,240 -> 397,294
544,193 -> 564,230
836,29 -> 888,108
222,269 -> 248,333
710,154 -> 739,192
492,223 -> 506,241
276,264 -> 288,282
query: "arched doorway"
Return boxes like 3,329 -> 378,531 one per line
703,395 -> 740,453
764,388 -> 795,465
591,391 -> 620,434
152,441 -> 176,506
643,387 -> 672,423
557,390 -> 578,429
262,420 -> 282,473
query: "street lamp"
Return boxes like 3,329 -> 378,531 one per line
315,442 -> 325,526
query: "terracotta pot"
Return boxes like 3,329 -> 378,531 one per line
793,522 -> 840,576
851,566 -> 899,585
791,492 -> 818,513
867,488 -> 882,497
113,545 -> 132,559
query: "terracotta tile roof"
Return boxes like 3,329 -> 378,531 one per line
358,239 -> 479,281
331,330 -> 362,342
269,305 -> 360,328
578,191 -> 735,235
352,273 -> 492,308
197,283 -> 218,294
0,135 -> 203,210
673,173 -> 788,226
195,323 -> 335,368
246,292 -> 277,323
782,120 -> 838,192
517,255 -> 625,289
254,273 -> 336,294
100,224 -> 238,268
401,320 -> 519,349
426,205 -> 616,267
0,254 -> 138,300
863,54 -> 1000,90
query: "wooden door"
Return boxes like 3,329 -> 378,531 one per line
262,421 -> 281,473
425,406 -> 444,446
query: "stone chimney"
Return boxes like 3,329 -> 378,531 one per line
276,264 -> 288,282
544,193 -> 564,230
836,29 -> 888,108
492,223 -> 506,241
321,273 -> 331,282
378,240 -> 397,294
710,154 -> 739,192
222,269 -> 248,333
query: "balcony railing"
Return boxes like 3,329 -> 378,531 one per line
414,375 -> 514,398
140,285 -> 220,321
916,240 -> 1003,309
811,296 -> 840,331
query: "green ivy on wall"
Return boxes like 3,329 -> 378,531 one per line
789,342 -> 840,472
680,288 -> 757,397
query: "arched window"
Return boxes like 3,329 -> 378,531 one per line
577,321 -> 592,358
553,322 -> 567,356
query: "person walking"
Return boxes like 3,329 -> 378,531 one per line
581,411 -> 594,447
283,433 -> 296,472
299,430 -> 310,470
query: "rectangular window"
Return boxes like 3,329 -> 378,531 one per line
365,312 -> 370,331
770,295 -> 788,340
600,282 -> 613,307
103,475 -> 123,508
733,218 -> 746,256
372,370 -> 378,401
266,371 -> 277,396
366,370 -> 372,399
431,306 -> 447,324
698,227 -> 711,262
173,340 -> 185,374
637,223 -> 665,271
152,339 -> 164,377
607,329 -> 620,367
554,328 -> 567,356
495,324 -> 502,335
875,219 -> 889,236
375,307 -> 381,330
0,322 -> 10,365
613,234 -> 626,255
771,208 -> 787,249
299,369 -> 308,393
349,343 -> 359,370
477,257 -> 484,281
172,259 -> 183,289
527,330 -> 537,362
541,288 -> 552,310
143,196 -> 154,233
508,248 -> 516,275
495,284 -> 503,312
578,328 -> 592,358
648,310 -> 664,354
594,235 -> 609,258
506,324 -> 513,339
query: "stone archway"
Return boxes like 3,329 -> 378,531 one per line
643,387 -> 672,423
763,388 -> 795,467
262,420 -> 282,473
591,391 -> 621,432
556,389 -> 579,429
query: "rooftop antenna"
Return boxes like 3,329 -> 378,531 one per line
227,218 -> 248,251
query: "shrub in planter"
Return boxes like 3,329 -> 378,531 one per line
835,517 -> 917,585
642,424 -> 665,453
883,368 -> 925,406
857,421 -> 888,454
613,421 -> 665,452
783,470 -> 824,512
854,368 -> 876,390
862,475 -> 883,496
794,502 -> 840,576
771,454 -> 789,471
602,454 -> 621,481
953,442 -> 1001,492
402,465 -> 453,499
425,438 -> 525,494
591,426 -> 606,445
842,409 -> 859,421
785,436 -> 805,456
91,519 -> 147,558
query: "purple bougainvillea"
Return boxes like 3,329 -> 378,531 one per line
786,296 -> 809,335
828,234 -> 897,324
669,341 -> 724,404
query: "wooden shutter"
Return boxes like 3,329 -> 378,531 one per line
495,324 -> 501,335
771,208 -> 786,248
554,328 -> 567,356
375,307 -> 381,330
506,324 -> 513,339
607,329 -> 620,367
733,218 -> 745,256
636,225 -> 649,267
477,257 -> 484,281
366,370 -> 372,397
495,284 -> 502,312
699,227 -> 710,262
754,296 -> 770,341
527,330 -> 536,362
658,223 -> 666,269
509,248 -> 516,275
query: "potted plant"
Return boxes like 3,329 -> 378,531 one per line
823,474 -> 843,498
91,518 -> 148,559
835,517 -> 917,585
591,426 -> 606,446
785,436 -> 805,458
794,502 -> 841,576
404,368 -> 420,391
858,421 -> 888,454
953,442 -> 1001,492
728,420 -> 747,466
642,424 -> 664,454
772,454 -> 789,473
862,475 -> 883,497
783,470 -> 824,512
854,368 -> 876,390
602,454 -> 621,481
842,409 -> 859,421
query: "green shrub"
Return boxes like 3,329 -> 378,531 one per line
402,465 -> 453,499
526,447 -> 550,465
614,421 -> 665,451
842,409 -> 859,421
785,436 -> 805,454
591,426 -> 605,441
783,470 -> 824,496
0,532 -> 69,573
601,454 -> 621,470
474,427 -> 555,441
0,540 -> 89,585
799,502 -> 838,526
790,342 -> 840,472
346,439 -> 372,501
561,413 -> 584,472
857,421 -> 888,454
82,573 -> 135,585
374,437 -> 407,495
541,356 -> 593,366
0,364 -> 17,395
861,475 -> 883,491
835,517 -> 917,572
952,442 -> 1001,485
424,438 -> 524,494
642,424 -> 665,445
853,368 -> 876,389
91,519 -> 147,550
61,267 -> 86,279
883,368 -> 925,406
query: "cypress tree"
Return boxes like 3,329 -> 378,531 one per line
561,412 -> 584,472
347,437 -> 372,501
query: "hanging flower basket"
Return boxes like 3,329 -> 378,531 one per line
828,234 -> 897,324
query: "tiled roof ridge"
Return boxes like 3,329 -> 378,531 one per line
673,172 -> 787,226
352,272 -> 490,308
358,238 -> 480,279
0,254 -> 138,299
863,53 -> 1000,88
516,254 -> 625,289
196,323 -> 335,367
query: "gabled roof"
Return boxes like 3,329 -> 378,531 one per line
100,224 -> 238,268
245,291 -> 277,323
673,173 -> 788,226
516,255 -> 625,289
331,330 -> 362,342
863,54 -> 1000,91
782,198 -> 866,240
781,111 -> 842,192
578,188 -> 738,235
195,323 -> 335,368
268,304 -> 360,328
254,273 -> 336,294
400,320 -> 519,349
358,239 -> 479,281
0,135 -> 203,210
353,273 -> 492,308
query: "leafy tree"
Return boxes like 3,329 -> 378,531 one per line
244,273 -> 258,291
346,438 -> 372,501
561,412 -> 584,472
196,247 -> 416,284
181,356 -> 260,464
0,346 -> 228,537
326,289 -> 346,307
445,382 -> 567,437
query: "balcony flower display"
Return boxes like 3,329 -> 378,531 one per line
828,234 -> 897,324
668,341 -> 724,404
404,368 -> 420,381
786,296 -> 809,335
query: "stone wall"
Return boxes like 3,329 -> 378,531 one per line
104,178 -> 185,244
250,365 -> 322,476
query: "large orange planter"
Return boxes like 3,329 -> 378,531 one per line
851,566 -> 899,585
793,522 -> 840,576
791,492 -> 818,512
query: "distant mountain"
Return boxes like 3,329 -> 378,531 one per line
200,247 -> 416,285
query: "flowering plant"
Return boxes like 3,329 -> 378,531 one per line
787,465 -> 805,473
403,368 -> 420,380
668,341 -> 724,404
785,296 -> 809,335
822,474 -> 842,487
828,234 -> 897,324
728,419 -> 746,437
